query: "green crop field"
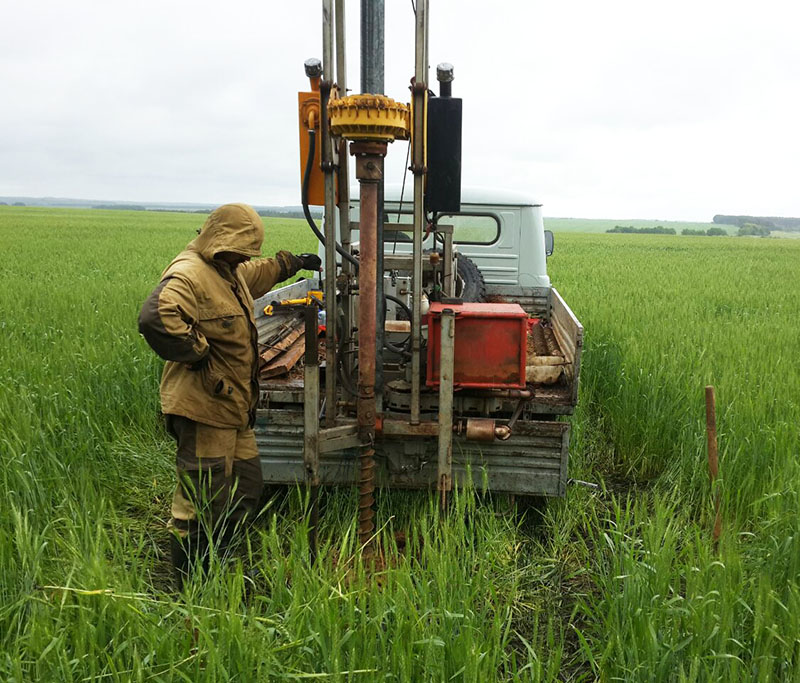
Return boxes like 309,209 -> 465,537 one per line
545,217 -> 739,234
2,205 -> 799,681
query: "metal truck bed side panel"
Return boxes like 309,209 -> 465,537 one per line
255,409 -> 569,496
485,285 -> 550,318
253,279 -> 315,340
549,287 -> 584,405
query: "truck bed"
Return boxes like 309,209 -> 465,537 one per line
256,283 -> 582,414
252,283 -> 582,495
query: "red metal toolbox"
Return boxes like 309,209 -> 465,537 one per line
426,301 -> 528,389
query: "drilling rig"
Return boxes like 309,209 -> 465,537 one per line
254,0 -> 583,556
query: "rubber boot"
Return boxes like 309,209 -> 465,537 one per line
169,535 -> 190,591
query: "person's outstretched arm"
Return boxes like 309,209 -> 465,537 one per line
239,251 -> 321,299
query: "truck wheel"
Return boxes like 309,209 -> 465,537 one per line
422,249 -> 486,302
455,253 -> 486,302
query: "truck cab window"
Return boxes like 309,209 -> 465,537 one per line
435,212 -> 500,245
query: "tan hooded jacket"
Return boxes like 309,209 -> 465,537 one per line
138,204 -> 302,429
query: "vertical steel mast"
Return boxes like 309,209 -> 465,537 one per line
335,0 -> 352,380
361,0 -> 386,412
321,0 -> 337,427
410,0 -> 429,424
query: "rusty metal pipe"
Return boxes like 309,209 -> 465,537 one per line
357,174 -> 377,555
465,417 -> 496,442
357,177 -> 378,428
351,140 -> 387,556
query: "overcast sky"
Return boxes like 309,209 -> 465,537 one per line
2,0 -> 798,220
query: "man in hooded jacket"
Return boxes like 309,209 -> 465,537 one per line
138,203 -> 321,587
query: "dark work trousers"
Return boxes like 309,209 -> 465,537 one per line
165,414 -> 263,559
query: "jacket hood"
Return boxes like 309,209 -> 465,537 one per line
189,203 -> 264,261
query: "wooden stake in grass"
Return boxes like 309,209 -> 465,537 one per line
705,385 -> 722,549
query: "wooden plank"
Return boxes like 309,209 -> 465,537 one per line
385,320 -> 411,333
261,336 -> 307,379
259,323 -> 304,366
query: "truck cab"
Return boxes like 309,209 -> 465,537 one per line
378,186 -> 552,290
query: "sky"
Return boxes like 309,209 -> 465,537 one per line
1,0 -> 798,220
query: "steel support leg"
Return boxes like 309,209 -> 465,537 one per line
437,308 -> 455,510
303,306 -> 321,562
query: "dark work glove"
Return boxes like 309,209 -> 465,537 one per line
298,253 -> 322,270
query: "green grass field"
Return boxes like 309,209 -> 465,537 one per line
1,206 -> 799,680
545,217 -> 739,234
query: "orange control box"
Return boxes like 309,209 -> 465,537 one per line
426,302 -> 528,389
297,90 -> 325,206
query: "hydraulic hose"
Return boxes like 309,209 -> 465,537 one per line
383,294 -> 412,356
385,293 -> 412,321
338,356 -> 359,397
302,126 -> 414,357
302,128 -> 360,269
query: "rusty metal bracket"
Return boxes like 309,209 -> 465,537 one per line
319,424 -> 362,453
507,399 -> 525,432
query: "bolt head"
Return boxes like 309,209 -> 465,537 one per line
304,58 -> 322,78
436,62 -> 454,82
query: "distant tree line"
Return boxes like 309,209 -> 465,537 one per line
257,210 -> 321,219
88,205 -> 321,219
682,227 -> 727,236
736,223 -> 772,237
93,204 -> 146,211
606,225 -> 676,235
147,208 -> 213,214
714,215 -> 800,232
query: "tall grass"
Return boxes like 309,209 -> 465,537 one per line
1,207 -> 798,680
549,234 -> 800,680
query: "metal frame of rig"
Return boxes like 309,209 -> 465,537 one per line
258,0 -> 583,558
